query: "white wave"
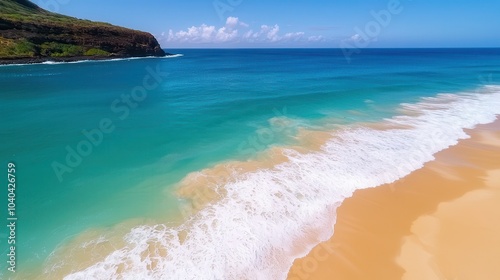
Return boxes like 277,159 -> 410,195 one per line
64,86 -> 500,280
0,54 -> 183,67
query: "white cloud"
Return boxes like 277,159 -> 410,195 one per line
167,23 -> 232,43
225,17 -> 248,29
216,27 -> 238,42
243,30 -> 254,39
225,17 -> 239,29
349,34 -> 362,42
308,35 -> 325,42
263,24 -> 280,42
283,32 -> 305,41
226,17 -> 248,28
164,17 -> 312,45
342,33 -> 378,46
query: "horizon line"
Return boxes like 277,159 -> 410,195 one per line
164,47 -> 500,50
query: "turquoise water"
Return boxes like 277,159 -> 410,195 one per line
1,48 -> 500,276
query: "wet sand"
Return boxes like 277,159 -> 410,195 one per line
287,118 -> 500,280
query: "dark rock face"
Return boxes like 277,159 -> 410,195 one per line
0,18 -> 166,57
0,0 -> 167,63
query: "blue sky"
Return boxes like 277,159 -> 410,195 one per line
33,0 -> 500,48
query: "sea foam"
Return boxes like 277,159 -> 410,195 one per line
64,86 -> 500,280
0,54 -> 183,67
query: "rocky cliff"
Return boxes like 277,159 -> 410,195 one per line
0,0 -> 167,64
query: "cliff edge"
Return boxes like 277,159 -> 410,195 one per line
0,0 -> 167,64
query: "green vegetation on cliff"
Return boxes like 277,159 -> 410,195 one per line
0,0 -> 166,63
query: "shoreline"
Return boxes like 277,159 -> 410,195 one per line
0,53 -> 178,66
287,117 -> 500,279
11,91 -> 500,279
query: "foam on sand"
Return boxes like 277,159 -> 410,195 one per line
61,86 -> 500,280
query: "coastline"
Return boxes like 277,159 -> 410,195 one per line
0,53 -> 178,66
53,90 -> 500,279
287,117 -> 500,279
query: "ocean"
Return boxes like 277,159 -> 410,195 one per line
1,48 -> 500,279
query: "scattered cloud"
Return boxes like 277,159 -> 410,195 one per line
225,16 -> 248,28
343,33 -> 379,45
308,35 -> 325,42
349,34 -> 362,42
167,24 -> 222,43
163,17 -> 315,45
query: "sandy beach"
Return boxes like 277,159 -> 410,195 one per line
287,118 -> 500,280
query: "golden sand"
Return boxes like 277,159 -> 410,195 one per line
287,118 -> 500,280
